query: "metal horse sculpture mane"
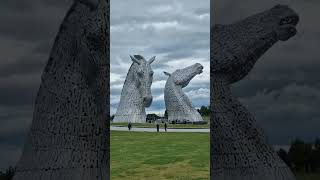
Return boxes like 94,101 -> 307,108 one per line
13,0 -> 109,179
113,55 -> 155,123
211,5 -> 299,180
164,63 -> 204,123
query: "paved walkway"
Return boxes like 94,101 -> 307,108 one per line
111,126 -> 210,133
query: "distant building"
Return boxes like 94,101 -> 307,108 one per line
146,114 -> 167,123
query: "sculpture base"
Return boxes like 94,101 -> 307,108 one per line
113,114 -> 146,123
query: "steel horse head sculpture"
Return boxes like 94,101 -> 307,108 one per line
211,5 -> 299,180
13,0 -> 109,179
164,63 -> 204,123
113,55 -> 156,123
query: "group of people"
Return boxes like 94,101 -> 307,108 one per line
127,122 -> 167,132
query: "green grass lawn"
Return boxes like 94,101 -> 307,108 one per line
111,131 -> 209,180
110,131 -> 319,180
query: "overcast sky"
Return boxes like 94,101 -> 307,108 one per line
0,0 -> 75,171
212,0 -> 320,145
110,0 -> 210,115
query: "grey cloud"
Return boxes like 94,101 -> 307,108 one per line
0,144 -> 22,171
240,84 -> 320,144
0,54 -> 46,78
0,105 -> 33,170
0,0 -> 71,170
0,74 -> 40,106
3,3 -> 73,46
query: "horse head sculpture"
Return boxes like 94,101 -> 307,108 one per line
211,5 -> 299,180
13,0 -> 109,179
164,63 -> 204,123
113,55 -> 156,123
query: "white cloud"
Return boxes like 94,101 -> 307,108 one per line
148,5 -> 174,14
110,73 -> 124,84
152,80 -> 166,89
141,21 -> 184,31
186,88 -> 210,100
153,93 -> 165,102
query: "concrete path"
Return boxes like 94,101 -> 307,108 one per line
111,126 -> 210,133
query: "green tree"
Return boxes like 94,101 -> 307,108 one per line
311,138 -> 320,172
164,110 -> 168,119
277,148 -> 291,168
305,143 -> 313,173
315,138 -> 320,150
288,139 -> 306,171
198,106 -> 210,116
0,166 -> 15,180
146,114 -> 160,121
288,139 -> 313,172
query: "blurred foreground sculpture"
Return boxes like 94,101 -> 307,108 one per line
211,5 -> 299,180
13,0 -> 109,179
164,63 -> 204,123
113,55 -> 155,123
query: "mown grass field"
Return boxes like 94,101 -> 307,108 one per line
111,131 -> 209,180
110,130 -> 318,180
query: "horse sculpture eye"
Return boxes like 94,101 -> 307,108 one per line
137,71 -> 143,76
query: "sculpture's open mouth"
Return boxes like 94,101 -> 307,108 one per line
277,15 -> 299,41
197,65 -> 204,74
280,16 -> 299,26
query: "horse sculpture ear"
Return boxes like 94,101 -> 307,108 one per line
130,55 -> 141,65
148,56 -> 156,64
164,71 -> 171,76
76,0 -> 99,10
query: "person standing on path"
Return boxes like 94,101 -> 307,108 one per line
164,122 -> 167,132
156,123 -> 159,132
128,122 -> 132,131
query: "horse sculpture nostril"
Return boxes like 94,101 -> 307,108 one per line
144,96 -> 152,102
143,96 -> 153,107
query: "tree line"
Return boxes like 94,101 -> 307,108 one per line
278,138 -> 320,173
0,167 -> 14,180
164,105 -> 211,119
197,106 -> 210,116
